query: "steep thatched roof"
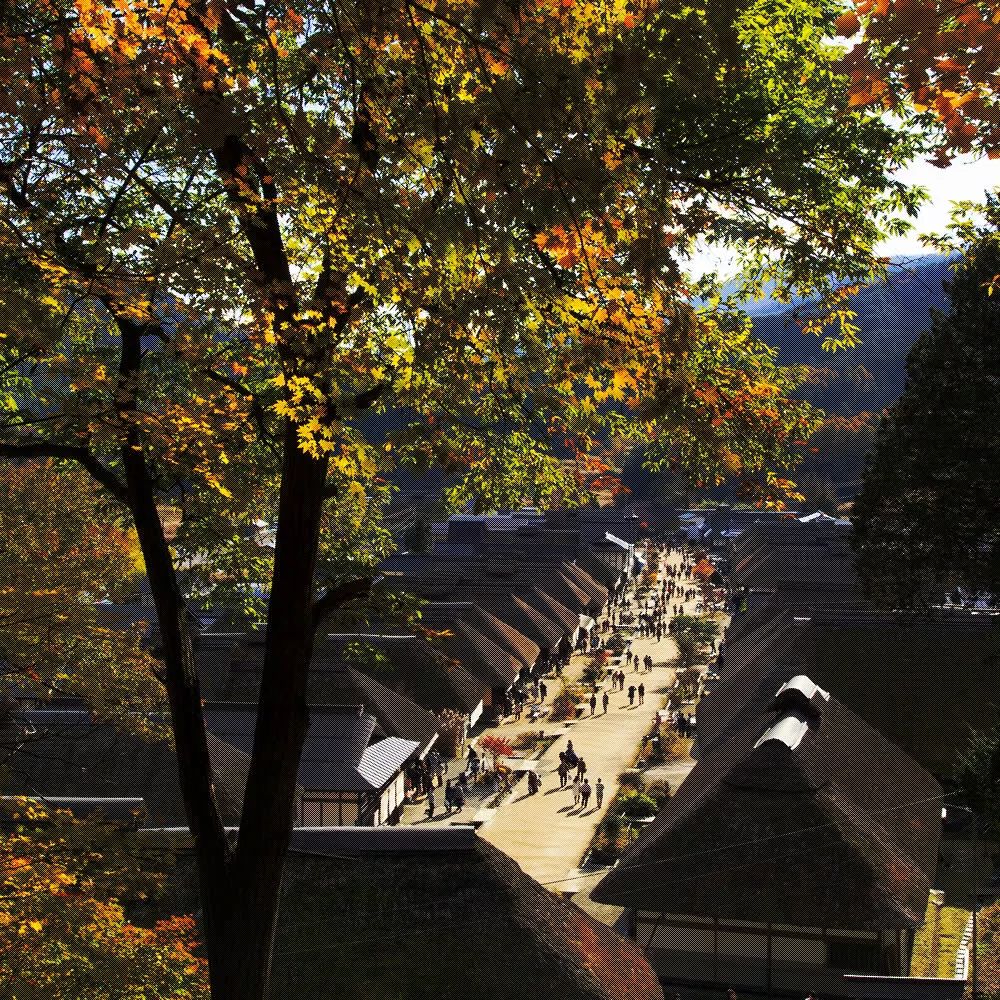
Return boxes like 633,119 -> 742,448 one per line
435,621 -> 521,690
704,608 -> 1000,776
0,710 -> 225,827
559,560 -> 610,609
420,603 -> 541,672
226,639 -> 441,755
593,686 -> 942,930
575,548 -> 621,589
137,827 -> 665,1000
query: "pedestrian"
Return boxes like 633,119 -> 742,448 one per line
558,760 -> 569,787
628,685 -> 636,706
444,778 -> 454,813
452,783 -> 465,812
595,777 -> 605,808
589,692 -> 597,716
527,770 -> 539,795
580,778 -> 592,809
638,683 -> 645,705
602,691 -> 609,714
572,775 -> 582,806
539,680 -> 547,700
425,786 -> 436,819
576,756 -> 587,779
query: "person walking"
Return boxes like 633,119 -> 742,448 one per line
557,760 -> 569,787
576,756 -> 587,780
628,684 -> 636,706
425,786 -> 436,819
595,777 -> 605,808
589,692 -> 597,716
638,683 -> 645,705
571,775 -> 582,806
580,778 -> 592,809
602,691 -> 610,714
444,779 -> 454,814
452,782 -> 465,813
539,680 -> 547,700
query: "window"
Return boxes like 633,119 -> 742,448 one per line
827,938 -> 881,973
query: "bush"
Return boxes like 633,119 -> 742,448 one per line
645,779 -> 671,811
656,726 -> 687,762
619,789 -> 658,819
550,682 -> 587,722
509,730 -> 540,753
432,708 -> 466,758
617,770 -> 645,791
477,733 -> 513,758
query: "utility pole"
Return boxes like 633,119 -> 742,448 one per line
972,812 -> 979,1000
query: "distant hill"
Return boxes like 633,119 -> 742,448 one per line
750,254 -> 954,415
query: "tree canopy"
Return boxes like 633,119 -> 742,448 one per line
0,0 -> 935,996
852,230 -> 1000,607
837,0 -> 1000,163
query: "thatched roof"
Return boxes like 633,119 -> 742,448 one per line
732,544 -> 861,592
575,548 -> 621,589
592,685 -> 942,930
730,519 -> 852,565
338,635 -> 487,716
420,603 -> 541,671
559,560 -> 610,609
435,620 -> 522,690
0,710 -> 217,827
226,639 -> 441,755
704,608 -> 1000,776
136,827 -> 665,1000
524,586 -> 580,634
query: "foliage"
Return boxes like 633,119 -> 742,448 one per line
969,902 -> 1000,1000
674,633 -> 700,670
508,729 -> 542,753
654,724 -> 687,763
675,667 -> 703,697
549,682 -> 588,722
0,461 -> 166,734
476,733 -> 513,759
432,708 -> 466,759
618,789 -> 659,819
838,0 -> 1000,164
852,233 -> 1000,607
0,0 -> 933,992
0,798 -> 208,999
617,770 -> 646,791
645,778 -> 672,810
952,724 -> 1000,836
581,650 -> 610,686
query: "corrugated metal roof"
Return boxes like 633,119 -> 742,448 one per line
357,737 -> 419,790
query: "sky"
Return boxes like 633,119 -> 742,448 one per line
876,154 -> 999,259
689,154 -> 998,282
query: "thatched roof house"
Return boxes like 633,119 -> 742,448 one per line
703,608 -> 1000,776
592,678 -> 942,996
594,683 -> 941,929
138,826 -> 665,1000
226,638 -> 442,757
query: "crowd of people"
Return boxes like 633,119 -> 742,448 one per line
409,537 -> 715,824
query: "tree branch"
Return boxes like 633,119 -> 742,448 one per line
311,576 -> 374,630
0,442 -> 127,504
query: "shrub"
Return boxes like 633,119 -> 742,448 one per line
550,682 -> 587,722
509,730 -> 540,753
433,708 -> 466,758
619,790 -> 658,819
656,725 -> 687,762
645,779 -> 671,811
617,770 -> 645,791
477,733 -> 514,758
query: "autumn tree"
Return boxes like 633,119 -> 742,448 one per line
0,1 -> 931,996
837,0 -> 1000,163
852,231 -> 1000,607
0,461 -> 165,730
0,798 -> 208,999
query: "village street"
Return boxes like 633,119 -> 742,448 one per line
403,544 -> 718,909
